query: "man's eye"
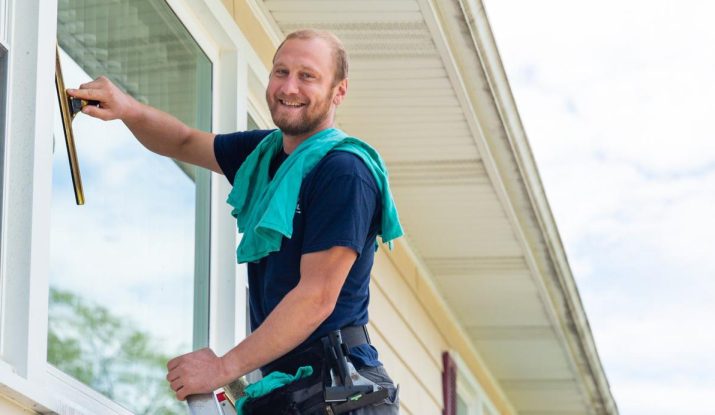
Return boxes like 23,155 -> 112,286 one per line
275,69 -> 288,76
300,73 -> 315,80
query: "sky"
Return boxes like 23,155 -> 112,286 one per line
485,1 -> 715,414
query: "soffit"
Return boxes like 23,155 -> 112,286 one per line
254,1 -> 602,414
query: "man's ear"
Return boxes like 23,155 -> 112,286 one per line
332,78 -> 348,106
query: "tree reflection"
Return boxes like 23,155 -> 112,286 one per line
48,288 -> 186,414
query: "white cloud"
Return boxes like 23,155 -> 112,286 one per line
486,1 -> 715,413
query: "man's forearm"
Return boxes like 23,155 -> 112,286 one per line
217,284 -> 332,384
122,100 -> 194,158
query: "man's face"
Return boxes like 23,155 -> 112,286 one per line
266,37 -> 346,138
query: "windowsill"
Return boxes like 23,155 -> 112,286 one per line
0,362 -> 54,413
0,362 -> 138,415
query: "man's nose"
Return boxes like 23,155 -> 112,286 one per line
279,75 -> 300,95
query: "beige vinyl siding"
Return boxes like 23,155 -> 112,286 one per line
370,242 -> 515,415
369,250 -> 447,414
0,398 -> 32,414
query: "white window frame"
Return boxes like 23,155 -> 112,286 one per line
451,351 -> 499,415
0,0 -> 270,413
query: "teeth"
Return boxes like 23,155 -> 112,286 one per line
280,99 -> 304,107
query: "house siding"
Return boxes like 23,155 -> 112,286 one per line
370,243 -> 516,415
0,398 -> 32,415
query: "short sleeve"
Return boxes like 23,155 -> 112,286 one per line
214,129 -> 275,185
301,152 -> 380,256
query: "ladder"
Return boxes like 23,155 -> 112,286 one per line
187,391 -> 236,415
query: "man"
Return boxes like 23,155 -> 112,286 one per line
68,29 -> 401,414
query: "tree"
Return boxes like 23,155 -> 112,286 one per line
48,288 -> 187,414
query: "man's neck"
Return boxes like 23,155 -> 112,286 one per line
281,124 -> 334,154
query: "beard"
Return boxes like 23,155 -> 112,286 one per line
267,90 -> 334,136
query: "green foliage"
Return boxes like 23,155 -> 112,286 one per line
48,288 -> 186,414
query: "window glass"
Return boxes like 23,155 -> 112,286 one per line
456,395 -> 469,415
49,1 -> 211,413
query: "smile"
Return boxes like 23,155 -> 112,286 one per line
279,99 -> 306,108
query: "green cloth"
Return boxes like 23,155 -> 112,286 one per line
235,365 -> 314,415
227,127 -> 403,263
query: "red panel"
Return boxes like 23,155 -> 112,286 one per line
442,351 -> 457,415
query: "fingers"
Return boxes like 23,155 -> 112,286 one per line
177,387 -> 189,401
167,355 -> 181,371
172,382 -> 188,401
170,378 -> 184,392
67,76 -> 110,99
80,105 -> 113,121
166,367 -> 181,383
66,86 -> 104,102
66,76 -> 128,121
165,349 -> 219,401
167,365 -> 189,401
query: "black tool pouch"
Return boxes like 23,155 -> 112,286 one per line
241,365 -> 328,415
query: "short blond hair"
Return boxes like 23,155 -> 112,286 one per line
273,29 -> 349,86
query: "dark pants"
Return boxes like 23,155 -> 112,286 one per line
351,365 -> 400,415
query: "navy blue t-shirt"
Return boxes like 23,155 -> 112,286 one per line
214,129 -> 382,368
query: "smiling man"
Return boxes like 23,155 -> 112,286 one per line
68,29 -> 402,414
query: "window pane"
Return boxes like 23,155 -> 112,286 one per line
49,1 -> 211,413
456,395 -> 469,415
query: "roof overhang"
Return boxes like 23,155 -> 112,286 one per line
244,0 -> 618,413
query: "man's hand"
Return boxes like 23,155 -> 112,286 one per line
166,348 -> 230,401
67,76 -> 139,122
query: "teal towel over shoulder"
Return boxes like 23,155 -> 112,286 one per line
227,128 -> 403,264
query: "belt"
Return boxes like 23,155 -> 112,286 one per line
263,325 -> 371,375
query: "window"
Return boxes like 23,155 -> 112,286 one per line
49,1 -> 211,413
443,351 -> 499,415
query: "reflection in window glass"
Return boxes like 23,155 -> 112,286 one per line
49,1 -> 211,413
456,395 -> 469,415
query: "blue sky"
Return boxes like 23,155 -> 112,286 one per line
485,1 -> 715,413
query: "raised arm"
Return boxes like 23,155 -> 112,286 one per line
67,76 -> 221,173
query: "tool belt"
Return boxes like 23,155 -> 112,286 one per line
243,326 -> 388,415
